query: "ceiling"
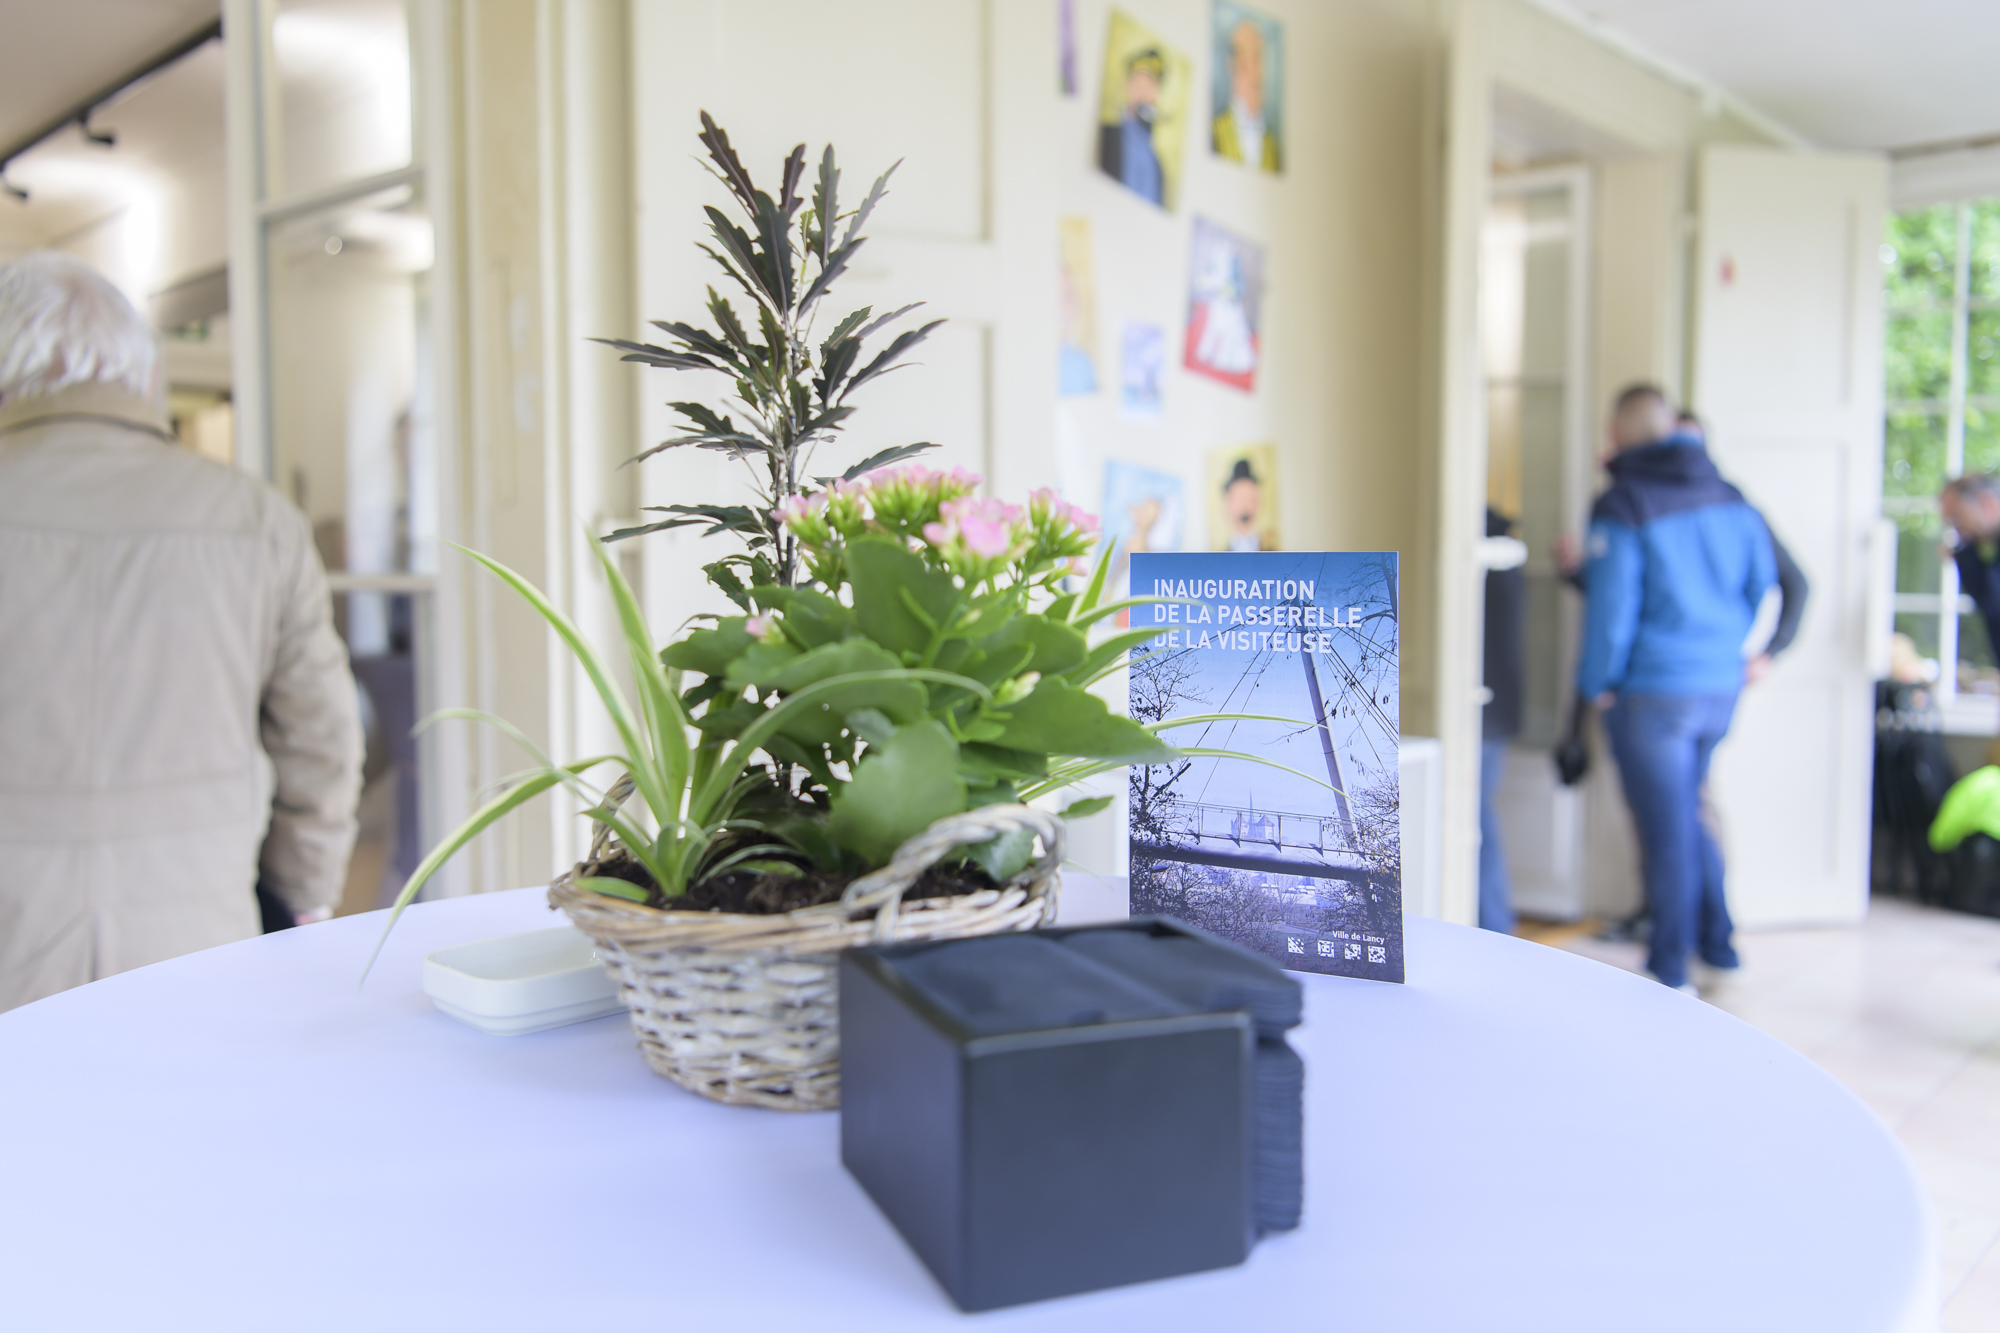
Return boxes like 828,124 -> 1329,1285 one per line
0,0 -> 220,154
1566,0 -> 2000,152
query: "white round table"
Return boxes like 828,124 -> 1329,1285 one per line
0,884 -> 1936,1331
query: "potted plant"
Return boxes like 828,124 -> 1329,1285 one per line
370,117 -> 1202,1111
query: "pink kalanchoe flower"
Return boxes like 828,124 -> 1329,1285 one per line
938,497 -> 1024,559
774,493 -> 822,527
745,614 -> 772,638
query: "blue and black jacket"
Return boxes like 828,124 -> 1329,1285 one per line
1576,434 -> 1776,700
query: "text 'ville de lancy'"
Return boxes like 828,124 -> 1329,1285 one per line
1148,577 -> 1364,653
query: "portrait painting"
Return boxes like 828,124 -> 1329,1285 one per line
1184,216 -> 1265,391
1210,1 -> 1284,174
1058,216 -> 1099,396
1095,9 -> 1193,211
1206,442 -> 1280,552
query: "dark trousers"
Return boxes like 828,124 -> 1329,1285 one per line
1478,738 -> 1516,933
1603,693 -> 1742,987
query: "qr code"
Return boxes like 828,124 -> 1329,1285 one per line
1344,941 -> 1362,960
1368,945 -> 1386,964
1286,937 -> 1303,954
1316,940 -> 1334,957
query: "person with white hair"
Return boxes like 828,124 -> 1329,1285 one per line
0,251 -> 363,1012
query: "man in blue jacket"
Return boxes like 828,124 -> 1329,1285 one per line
1579,385 -> 1776,992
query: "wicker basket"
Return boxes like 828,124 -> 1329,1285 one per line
548,803 -> 1064,1111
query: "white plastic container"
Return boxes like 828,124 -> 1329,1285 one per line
422,926 -> 624,1036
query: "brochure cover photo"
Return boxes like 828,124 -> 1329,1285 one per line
1128,551 -> 1402,982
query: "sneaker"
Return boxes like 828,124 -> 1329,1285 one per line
1694,960 -> 1743,992
1646,971 -> 1701,998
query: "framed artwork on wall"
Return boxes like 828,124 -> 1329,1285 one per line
1096,9 -> 1193,211
1185,217 -> 1265,391
1207,442 -> 1281,551
1059,216 -> 1100,396
1210,1 -> 1285,174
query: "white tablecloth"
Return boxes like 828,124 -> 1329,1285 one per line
0,882 -> 1936,1331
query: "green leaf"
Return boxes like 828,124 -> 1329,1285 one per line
827,718 -> 966,865
836,441 -> 938,481
959,825 -> 1036,882
845,534 -> 960,657
662,618 -> 754,677
1061,794 -> 1114,819
361,756 -> 615,985
735,639 -> 928,745
577,875 -> 652,904
991,678 -> 1173,762
984,614 -> 1087,676
956,742 -> 1049,786
1074,541 -> 1115,618
1073,625 -> 1167,687
747,584 -> 856,646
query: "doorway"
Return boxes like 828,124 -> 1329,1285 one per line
1483,164 -> 1593,920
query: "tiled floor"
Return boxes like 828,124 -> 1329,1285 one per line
1532,899 -> 2000,1330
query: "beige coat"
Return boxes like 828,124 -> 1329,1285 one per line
0,383 -> 363,1012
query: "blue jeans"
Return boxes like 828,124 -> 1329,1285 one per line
1603,693 -> 1742,987
1478,738 -> 1515,934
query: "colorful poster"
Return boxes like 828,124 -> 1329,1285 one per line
1103,459 -> 1184,585
1095,9 -> 1193,211
1184,217 -> 1264,390
1058,216 -> 1099,396
1207,442 -> 1279,551
1120,320 -> 1166,415
1210,2 -> 1284,173
1129,551 -> 1403,982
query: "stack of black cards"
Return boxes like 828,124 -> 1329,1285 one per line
839,918 -> 1304,1311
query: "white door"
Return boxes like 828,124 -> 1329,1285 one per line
628,0 -> 1030,638
1692,145 -> 1886,929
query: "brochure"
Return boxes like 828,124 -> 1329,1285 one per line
1128,551 -> 1403,982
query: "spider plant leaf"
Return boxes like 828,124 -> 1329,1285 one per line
452,543 -> 667,825
361,756 -> 612,985
593,531 -> 690,812
1060,794 -> 1114,819
575,875 -> 651,904
1070,626 -> 1164,687
1072,540 -> 1115,619
1072,594 -> 1189,632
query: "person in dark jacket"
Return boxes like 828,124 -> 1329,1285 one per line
1679,412 -> 1809,679
1481,508 -> 1527,934
1941,473 -> 2000,663
1580,385 -> 1776,993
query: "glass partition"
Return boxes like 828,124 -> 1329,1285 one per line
245,0 -> 435,913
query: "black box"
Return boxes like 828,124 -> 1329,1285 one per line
840,920 -> 1300,1312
